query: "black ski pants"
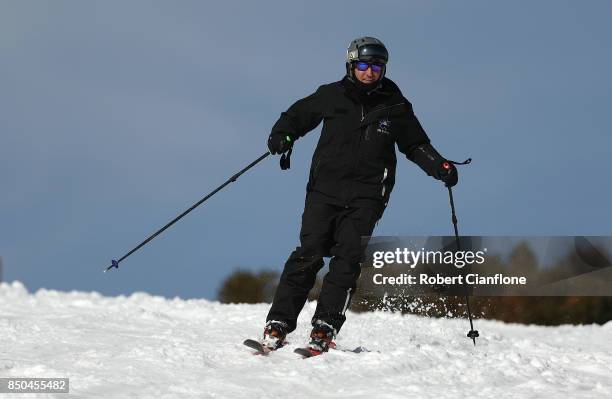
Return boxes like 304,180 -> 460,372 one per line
266,198 -> 383,333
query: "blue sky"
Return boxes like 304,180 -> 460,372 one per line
1,1 -> 611,300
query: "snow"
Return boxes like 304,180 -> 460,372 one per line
1,281 -> 611,398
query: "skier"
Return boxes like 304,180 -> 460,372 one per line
263,37 -> 458,356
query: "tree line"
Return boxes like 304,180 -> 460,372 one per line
217,242 -> 612,325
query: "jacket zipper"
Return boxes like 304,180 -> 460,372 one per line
361,102 -> 405,123
381,167 -> 388,197
348,102 -> 404,205
312,158 -> 322,179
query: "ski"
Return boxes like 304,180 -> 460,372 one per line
243,339 -> 272,355
243,338 -> 290,355
246,336 -> 376,357
294,347 -> 320,358
294,344 -> 375,358
339,346 -> 373,354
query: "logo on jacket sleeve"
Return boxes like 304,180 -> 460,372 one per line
377,118 -> 391,135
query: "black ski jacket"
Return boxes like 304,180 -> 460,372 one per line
271,76 -> 441,208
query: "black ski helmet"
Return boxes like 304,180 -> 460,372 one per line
346,36 -> 389,81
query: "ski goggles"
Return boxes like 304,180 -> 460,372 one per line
355,61 -> 384,73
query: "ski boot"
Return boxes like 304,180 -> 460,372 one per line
261,320 -> 289,350
295,320 -> 337,358
244,320 -> 289,355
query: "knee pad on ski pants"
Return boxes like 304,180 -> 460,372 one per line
325,206 -> 383,289
324,259 -> 362,291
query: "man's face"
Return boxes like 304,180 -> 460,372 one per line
353,61 -> 383,84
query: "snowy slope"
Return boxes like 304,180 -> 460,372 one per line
0,281 -> 611,399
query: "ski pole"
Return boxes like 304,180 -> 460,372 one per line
105,151 -> 271,272
442,160 -> 479,346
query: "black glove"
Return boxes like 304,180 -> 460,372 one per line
436,161 -> 458,187
267,133 -> 293,155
